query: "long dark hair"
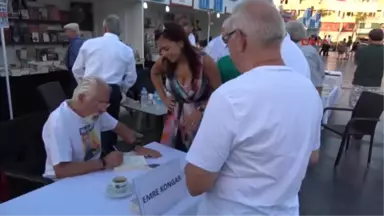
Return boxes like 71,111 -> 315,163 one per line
155,22 -> 201,79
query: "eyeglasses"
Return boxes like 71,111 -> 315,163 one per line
222,30 -> 237,44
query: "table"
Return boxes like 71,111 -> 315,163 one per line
322,71 -> 343,124
0,143 -> 202,215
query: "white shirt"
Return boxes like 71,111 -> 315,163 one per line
42,101 -> 118,179
205,34 -> 310,79
72,33 -> 137,93
187,66 -> 322,215
281,34 -> 311,79
204,36 -> 228,62
188,33 -> 196,46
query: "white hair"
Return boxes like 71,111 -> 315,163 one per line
225,0 -> 286,48
286,21 -> 307,42
72,76 -> 108,100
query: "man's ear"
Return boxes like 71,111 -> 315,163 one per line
78,93 -> 86,103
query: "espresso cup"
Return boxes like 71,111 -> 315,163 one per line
111,176 -> 128,194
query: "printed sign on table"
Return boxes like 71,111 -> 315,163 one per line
199,0 -> 209,9
131,158 -> 189,215
213,0 -> 223,12
0,0 -> 8,28
170,0 -> 194,7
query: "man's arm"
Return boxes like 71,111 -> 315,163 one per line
113,122 -> 136,144
54,161 -> 103,179
72,42 -> 87,82
185,91 -> 236,196
309,103 -> 323,166
121,49 -> 138,93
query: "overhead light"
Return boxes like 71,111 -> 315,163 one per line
216,13 -> 220,18
143,2 -> 148,9
165,5 -> 170,12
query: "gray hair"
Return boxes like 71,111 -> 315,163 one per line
226,0 -> 286,48
103,14 -> 121,36
72,76 -> 108,100
286,21 -> 307,42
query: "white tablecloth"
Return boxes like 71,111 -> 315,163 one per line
0,143 -> 202,215
322,71 -> 343,124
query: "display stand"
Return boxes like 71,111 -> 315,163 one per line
1,0 -> 13,120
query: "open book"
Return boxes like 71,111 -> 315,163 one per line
114,152 -> 149,172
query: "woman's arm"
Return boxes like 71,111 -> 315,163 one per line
202,55 -> 222,90
150,57 -> 168,102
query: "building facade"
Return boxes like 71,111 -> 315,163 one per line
275,0 -> 384,41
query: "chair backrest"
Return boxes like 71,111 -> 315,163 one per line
352,91 -> 384,133
37,82 -> 66,112
0,112 -> 48,175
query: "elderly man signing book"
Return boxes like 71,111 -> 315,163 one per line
42,77 -> 161,180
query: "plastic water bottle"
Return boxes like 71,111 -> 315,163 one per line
140,87 -> 148,108
153,91 -> 163,109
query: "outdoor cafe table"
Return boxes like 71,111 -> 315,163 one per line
0,143 -> 202,215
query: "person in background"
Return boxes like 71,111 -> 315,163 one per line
63,23 -> 84,93
72,15 -> 137,155
346,36 -> 353,59
214,9 -> 311,84
350,39 -> 359,57
42,77 -> 161,180
177,16 -> 197,46
205,27 -> 228,62
64,23 -> 84,71
185,0 -> 322,214
286,21 -> 325,95
350,29 -> 384,107
337,38 -> 347,60
151,23 -> 221,152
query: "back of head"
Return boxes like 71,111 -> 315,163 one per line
103,14 -> 121,36
368,29 -> 384,42
228,0 -> 286,49
73,76 -> 108,100
286,21 -> 307,42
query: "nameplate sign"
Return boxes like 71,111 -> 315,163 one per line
131,158 -> 188,215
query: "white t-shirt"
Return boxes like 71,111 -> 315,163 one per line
186,66 -> 322,215
42,101 -> 118,179
188,33 -> 196,46
281,34 -> 311,79
204,36 -> 228,62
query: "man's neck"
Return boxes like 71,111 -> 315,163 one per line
67,100 -> 87,117
371,41 -> 383,45
240,49 -> 284,73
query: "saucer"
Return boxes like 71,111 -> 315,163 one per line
106,184 -> 132,198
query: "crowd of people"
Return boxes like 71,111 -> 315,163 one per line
41,0 -> 383,214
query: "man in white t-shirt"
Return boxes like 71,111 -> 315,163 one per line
177,16 -> 196,46
185,0 -> 322,215
42,77 -> 161,179
205,28 -> 228,62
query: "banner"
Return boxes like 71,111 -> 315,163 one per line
131,159 -> 189,215
199,0 -> 209,9
214,0 -> 223,12
0,0 -> 8,28
170,0 -> 193,7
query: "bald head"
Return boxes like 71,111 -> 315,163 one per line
225,0 -> 285,48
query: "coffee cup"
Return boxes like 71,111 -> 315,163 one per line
111,176 -> 128,194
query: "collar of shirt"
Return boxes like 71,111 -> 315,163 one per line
104,32 -> 120,40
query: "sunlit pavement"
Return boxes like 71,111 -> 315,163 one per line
300,52 -> 383,215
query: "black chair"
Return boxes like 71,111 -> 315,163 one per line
37,82 -> 66,112
322,91 -> 384,167
0,112 -> 53,201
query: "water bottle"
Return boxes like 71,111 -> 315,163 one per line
140,87 -> 148,108
153,91 -> 163,109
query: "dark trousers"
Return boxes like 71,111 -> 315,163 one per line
101,84 -> 122,156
